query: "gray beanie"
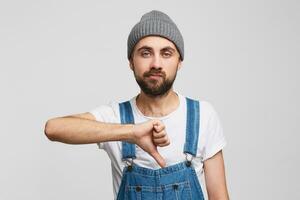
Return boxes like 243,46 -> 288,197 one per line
127,10 -> 184,61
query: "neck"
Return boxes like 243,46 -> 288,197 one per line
135,88 -> 179,117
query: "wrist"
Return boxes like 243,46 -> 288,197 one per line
126,124 -> 136,144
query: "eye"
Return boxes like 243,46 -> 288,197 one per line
162,51 -> 172,57
141,51 -> 151,57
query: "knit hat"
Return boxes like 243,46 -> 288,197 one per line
127,10 -> 184,61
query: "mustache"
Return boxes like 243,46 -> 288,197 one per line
144,69 -> 166,78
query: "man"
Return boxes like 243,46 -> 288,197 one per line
44,10 -> 229,200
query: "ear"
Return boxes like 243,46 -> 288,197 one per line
129,59 -> 134,71
177,60 -> 182,70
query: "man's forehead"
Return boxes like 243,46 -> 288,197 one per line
134,36 -> 177,50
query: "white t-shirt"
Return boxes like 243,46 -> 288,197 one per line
89,92 -> 226,199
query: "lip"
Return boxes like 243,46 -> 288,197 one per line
148,74 -> 162,79
148,74 -> 163,77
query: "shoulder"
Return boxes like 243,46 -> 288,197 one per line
182,95 -> 221,132
197,99 -> 222,130
88,97 -> 137,123
200,100 -> 218,118
88,101 -> 120,123
181,94 -> 217,117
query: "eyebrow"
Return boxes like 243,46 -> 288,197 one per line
137,45 -> 176,53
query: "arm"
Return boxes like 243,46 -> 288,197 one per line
44,112 -> 169,167
204,150 -> 230,200
44,112 -> 134,144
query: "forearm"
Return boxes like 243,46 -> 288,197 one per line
44,117 -> 134,144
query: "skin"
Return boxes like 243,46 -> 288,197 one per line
44,36 -> 229,199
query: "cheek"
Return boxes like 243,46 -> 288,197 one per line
163,60 -> 179,71
166,58 -> 179,65
133,60 -> 151,72
131,63 -> 145,76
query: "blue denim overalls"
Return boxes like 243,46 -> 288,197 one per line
116,97 -> 204,200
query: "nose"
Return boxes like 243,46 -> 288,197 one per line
150,54 -> 162,70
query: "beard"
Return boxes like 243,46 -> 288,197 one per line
133,67 -> 178,97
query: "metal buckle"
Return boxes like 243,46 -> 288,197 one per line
124,158 -> 134,171
185,153 -> 194,162
185,153 -> 193,167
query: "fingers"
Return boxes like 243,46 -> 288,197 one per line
153,129 -> 170,147
153,136 -> 170,147
153,121 -> 165,133
150,148 -> 166,168
152,120 -> 170,147
153,129 -> 166,138
153,120 -> 166,138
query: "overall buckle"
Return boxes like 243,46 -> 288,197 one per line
124,158 -> 134,171
185,153 -> 194,167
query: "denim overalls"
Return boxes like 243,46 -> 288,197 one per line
116,97 -> 204,200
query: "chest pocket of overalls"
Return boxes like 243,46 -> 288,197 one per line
125,180 -> 193,200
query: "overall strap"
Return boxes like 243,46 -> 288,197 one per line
183,97 -> 200,156
119,101 -> 136,160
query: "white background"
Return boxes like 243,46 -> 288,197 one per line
1,0 -> 299,199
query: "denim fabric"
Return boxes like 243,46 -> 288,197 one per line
184,97 -> 200,156
117,97 -> 204,200
119,101 -> 136,159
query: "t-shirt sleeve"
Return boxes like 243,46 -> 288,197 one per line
201,101 -> 227,161
88,102 -> 119,150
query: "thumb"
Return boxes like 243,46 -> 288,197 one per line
150,148 -> 166,168
153,121 -> 164,133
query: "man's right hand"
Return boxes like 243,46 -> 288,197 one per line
130,119 -> 170,168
